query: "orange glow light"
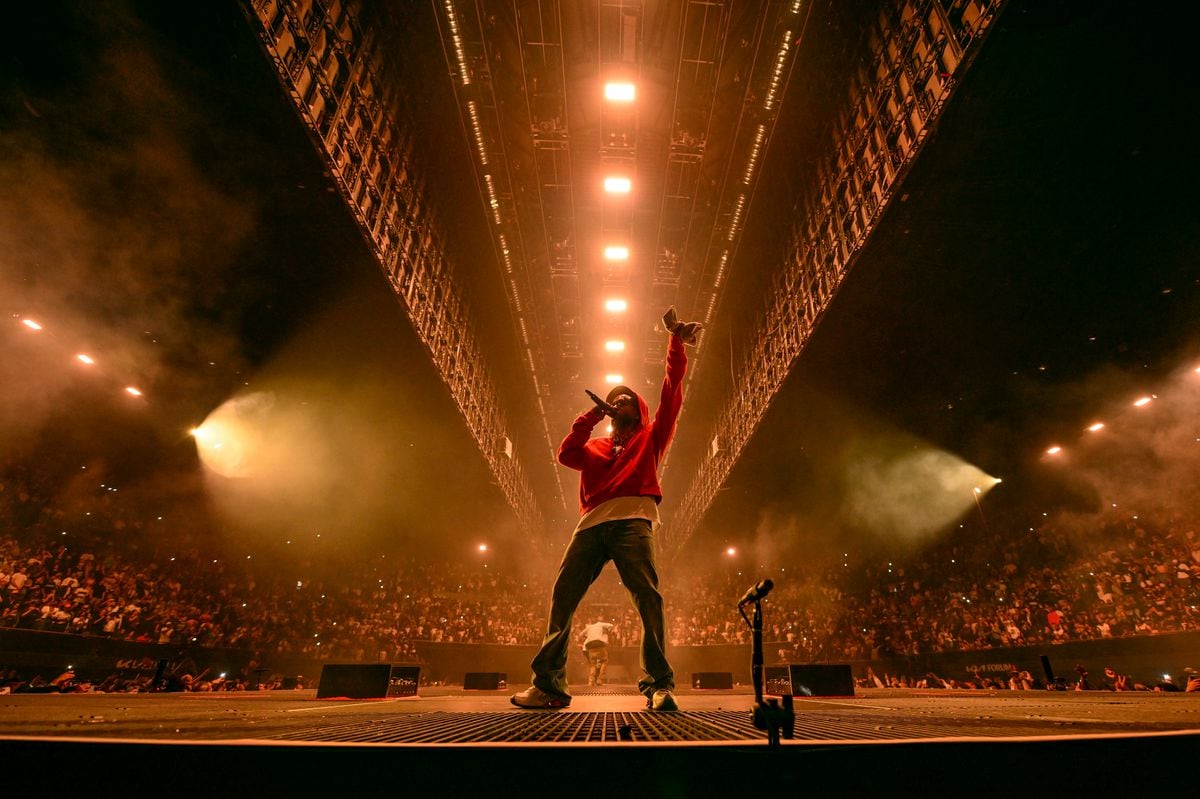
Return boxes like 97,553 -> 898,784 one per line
604,82 -> 636,102
604,299 -> 628,313
603,245 -> 629,261
603,177 -> 631,194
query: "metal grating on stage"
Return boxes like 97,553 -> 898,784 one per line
267,708 -> 1117,744
275,711 -> 768,744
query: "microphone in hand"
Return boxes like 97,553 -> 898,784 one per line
585,389 -> 617,417
738,578 -> 774,607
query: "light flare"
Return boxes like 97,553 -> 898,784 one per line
604,82 -> 635,102
603,177 -> 631,194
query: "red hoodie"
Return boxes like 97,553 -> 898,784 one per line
557,333 -> 687,513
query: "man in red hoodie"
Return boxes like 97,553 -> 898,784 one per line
512,308 -> 702,711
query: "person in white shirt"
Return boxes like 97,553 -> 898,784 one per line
581,620 -> 614,686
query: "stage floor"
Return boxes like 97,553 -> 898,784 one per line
3,686 -> 1199,745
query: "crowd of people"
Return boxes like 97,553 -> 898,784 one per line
3,467 -> 1200,683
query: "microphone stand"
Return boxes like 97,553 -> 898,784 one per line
739,598 -> 794,747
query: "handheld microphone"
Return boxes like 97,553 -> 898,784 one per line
585,389 -> 617,416
738,579 -> 774,607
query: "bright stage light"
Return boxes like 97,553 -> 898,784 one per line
1133,396 -> 1152,407
725,547 -> 737,557
1046,446 -> 1063,456
124,386 -> 143,397
604,82 -> 635,102
604,340 -> 625,352
1087,422 -> 1105,432
188,398 -> 269,479
603,245 -> 629,261
605,374 -> 623,384
76,354 -> 95,365
21,319 -> 42,331
603,177 -> 631,194
604,299 -> 628,313
478,543 -> 488,552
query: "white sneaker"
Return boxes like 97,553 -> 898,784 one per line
510,685 -> 571,709
648,689 -> 679,711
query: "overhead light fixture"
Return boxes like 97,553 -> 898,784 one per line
603,177 -> 631,194
76,354 -> 95,365
1046,446 -> 1063,456
1133,396 -> 1152,407
605,374 -> 623,385
603,245 -> 629,261
21,319 -> 42,331
604,299 -> 628,313
604,82 -> 636,102
1087,422 -> 1105,432
125,387 -> 143,397
605,341 -> 625,352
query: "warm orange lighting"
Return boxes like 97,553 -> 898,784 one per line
603,177 -> 631,194
1133,396 -> 1152,407
125,387 -> 143,397
725,547 -> 737,557
603,245 -> 629,261
604,82 -> 636,102
76,354 -> 95,365
21,319 -> 42,331
605,340 -> 625,352
1087,422 -> 1105,432
1046,446 -> 1062,456
478,544 -> 488,552
604,299 -> 628,313
605,374 -> 623,384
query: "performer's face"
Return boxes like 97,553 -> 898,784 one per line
611,394 -> 638,428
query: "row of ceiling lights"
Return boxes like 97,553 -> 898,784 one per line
1043,366 -> 1200,458
600,81 -> 635,388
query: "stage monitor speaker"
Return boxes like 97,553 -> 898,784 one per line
766,664 -> 854,697
692,671 -> 734,690
317,664 -> 421,699
463,672 -> 507,690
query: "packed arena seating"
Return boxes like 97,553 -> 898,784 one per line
3,468 -> 1200,684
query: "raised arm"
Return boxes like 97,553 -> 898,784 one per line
651,332 -> 687,455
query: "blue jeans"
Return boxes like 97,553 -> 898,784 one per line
530,518 -> 674,699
